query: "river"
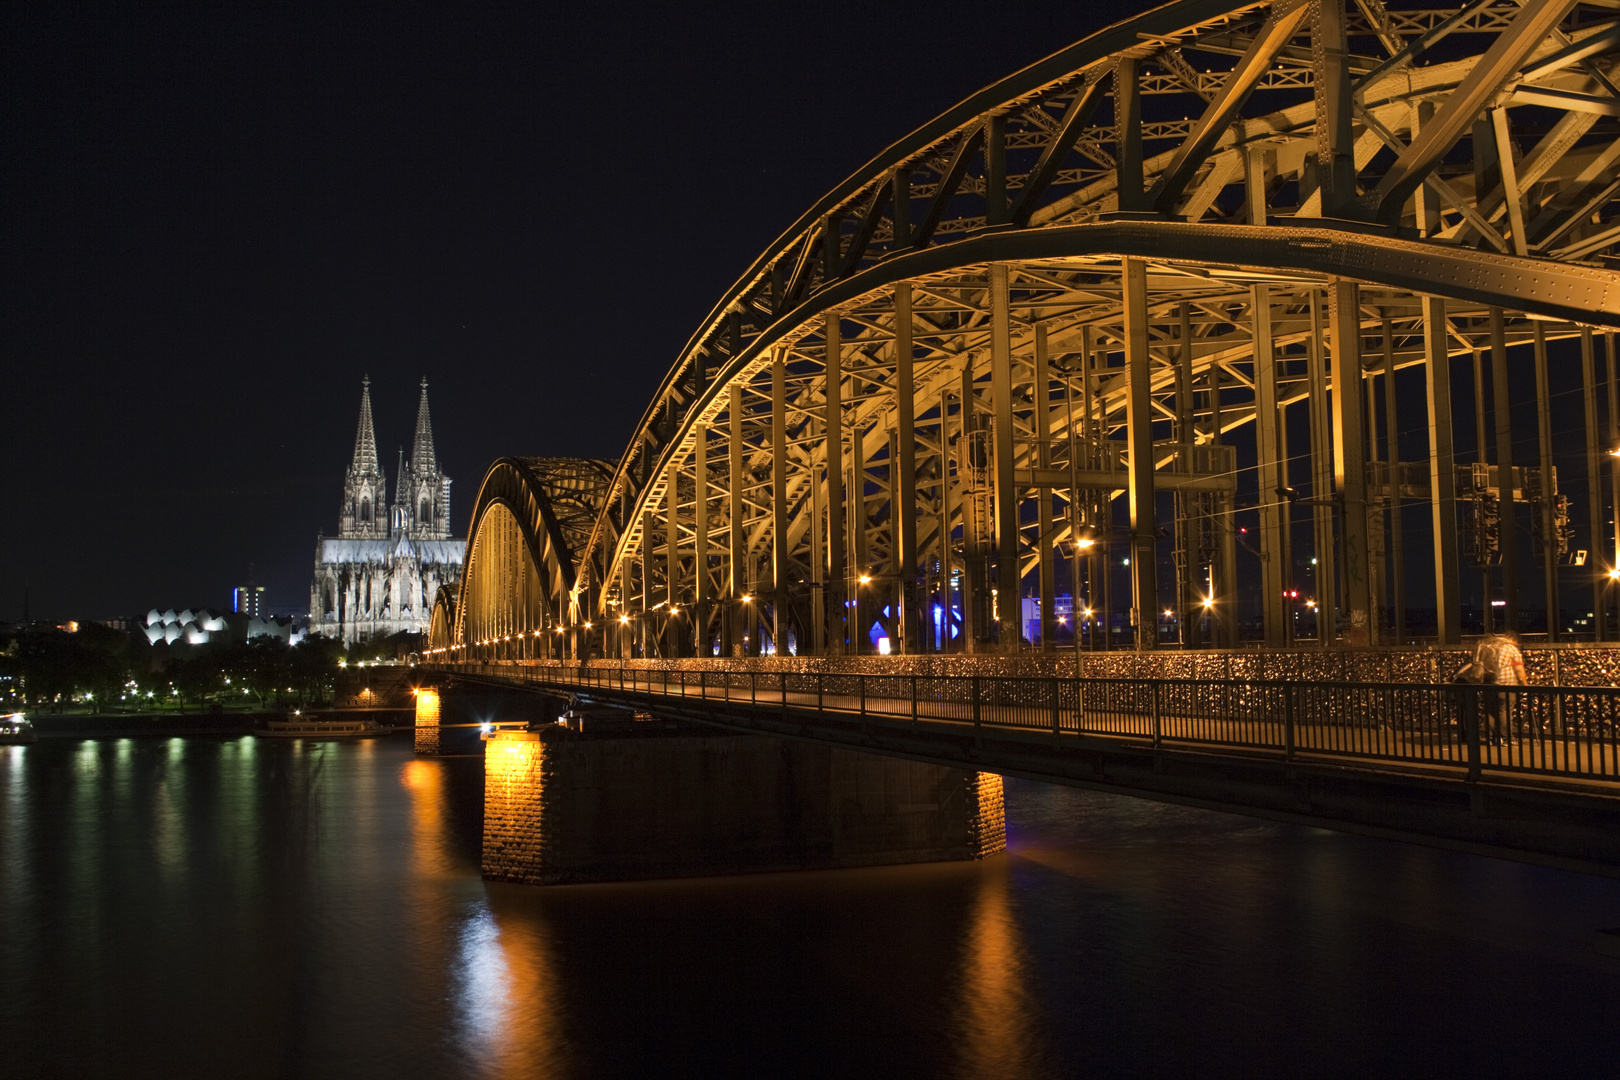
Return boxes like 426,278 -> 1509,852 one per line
2,734 -> 1617,1078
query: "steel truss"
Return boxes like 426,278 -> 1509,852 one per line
430,0 -> 1620,662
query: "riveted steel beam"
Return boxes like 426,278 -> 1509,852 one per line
1370,0 -> 1581,226
1123,257 -> 1157,649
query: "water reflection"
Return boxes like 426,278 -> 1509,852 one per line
403,758 -> 452,878
459,900 -> 564,1079
4,740 -> 1620,1079
952,859 -> 1047,1079
404,754 -> 563,1079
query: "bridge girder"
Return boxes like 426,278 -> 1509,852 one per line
453,0 -> 1620,660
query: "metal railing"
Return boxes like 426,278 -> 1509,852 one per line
441,663 -> 1620,785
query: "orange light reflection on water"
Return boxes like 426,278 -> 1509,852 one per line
954,859 -> 1048,1079
403,751 -> 561,1076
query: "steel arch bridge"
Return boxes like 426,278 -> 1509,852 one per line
432,0 -> 1620,664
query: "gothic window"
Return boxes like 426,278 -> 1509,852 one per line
360,498 -> 371,523
420,498 -> 432,524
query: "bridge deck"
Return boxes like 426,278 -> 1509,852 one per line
445,663 -> 1620,791
431,663 -> 1620,873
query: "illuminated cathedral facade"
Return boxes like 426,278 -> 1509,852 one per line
310,377 -> 464,644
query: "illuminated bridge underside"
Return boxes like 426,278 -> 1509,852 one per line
441,457 -> 615,653
434,0 -> 1620,662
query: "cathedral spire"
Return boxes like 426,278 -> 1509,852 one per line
352,375 -> 380,476
339,375 -> 387,538
410,377 -> 438,475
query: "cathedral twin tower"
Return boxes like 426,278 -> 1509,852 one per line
340,375 -> 452,541
310,377 -> 466,645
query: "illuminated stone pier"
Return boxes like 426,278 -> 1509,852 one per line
413,687 -> 441,755
482,726 -> 1004,886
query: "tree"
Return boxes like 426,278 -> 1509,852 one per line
219,637 -> 295,707
290,637 -> 342,705
170,653 -> 224,710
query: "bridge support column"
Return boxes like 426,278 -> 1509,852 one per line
1328,278 -> 1372,645
772,350 -> 790,656
695,424 -> 712,656
1424,296 -> 1461,645
990,264 -> 1020,653
1491,308 -> 1520,633
728,383 -> 747,656
1583,329 -> 1605,641
641,512 -> 655,658
1307,292 -> 1337,642
1213,342 -> 1237,649
1034,324 -> 1055,652
852,418 -> 870,654
1608,334 -> 1620,636
895,283 -> 919,654
825,312 -> 846,655
1123,256 -> 1157,649
1175,303 -> 1195,648
1534,321 -> 1559,640
1381,322 -> 1406,641
666,462 -> 682,657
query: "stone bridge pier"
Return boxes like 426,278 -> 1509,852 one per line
414,679 -> 562,756
417,679 -> 1006,885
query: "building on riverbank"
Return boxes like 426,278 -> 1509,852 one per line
309,377 -> 464,645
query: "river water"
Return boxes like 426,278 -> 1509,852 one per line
2,734 -> 1618,1079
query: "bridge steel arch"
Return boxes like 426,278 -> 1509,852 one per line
497,0 -> 1620,662
428,457 -> 614,661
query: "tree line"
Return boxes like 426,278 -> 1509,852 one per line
0,624 -> 417,713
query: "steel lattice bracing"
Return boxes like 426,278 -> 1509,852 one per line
434,0 -> 1620,661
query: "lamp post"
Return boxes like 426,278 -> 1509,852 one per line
1067,528 -> 1097,674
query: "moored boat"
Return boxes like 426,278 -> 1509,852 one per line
0,713 -> 38,745
254,712 -> 380,739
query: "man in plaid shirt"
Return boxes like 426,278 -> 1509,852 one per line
1475,632 -> 1529,745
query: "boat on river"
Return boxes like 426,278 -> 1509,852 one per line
254,712 -> 381,739
0,713 -> 38,745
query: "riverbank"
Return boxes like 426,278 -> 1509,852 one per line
27,706 -> 415,738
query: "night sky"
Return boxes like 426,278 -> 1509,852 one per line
3,2 -> 1126,622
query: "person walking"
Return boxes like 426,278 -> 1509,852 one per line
1475,631 -> 1528,745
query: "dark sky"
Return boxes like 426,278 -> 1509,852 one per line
3,1 -> 1131,622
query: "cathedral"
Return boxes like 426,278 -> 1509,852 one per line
309,377 -> 465,645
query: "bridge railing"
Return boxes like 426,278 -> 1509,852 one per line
445,663 -> 1620,786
